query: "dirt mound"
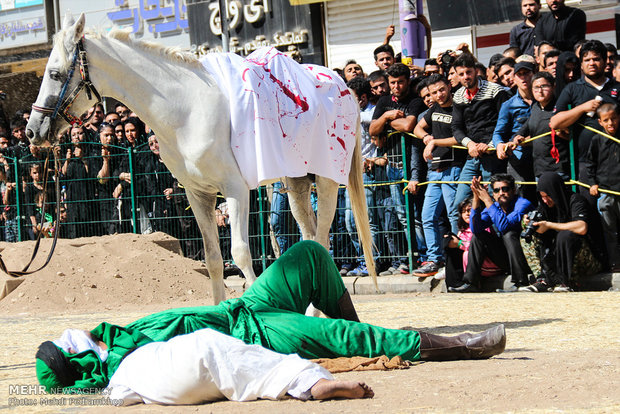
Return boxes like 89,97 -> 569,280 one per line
0,232 -> 234,315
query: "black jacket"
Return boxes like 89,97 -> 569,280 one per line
586,131 -> 620,191
534,6 -> 586,52
452,79 -> 510,147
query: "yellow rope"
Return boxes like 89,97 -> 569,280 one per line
579,124 -> 620,145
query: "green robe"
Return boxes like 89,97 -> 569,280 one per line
38,241 -> 420,392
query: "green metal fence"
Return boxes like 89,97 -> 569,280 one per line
0,137 -> 418,275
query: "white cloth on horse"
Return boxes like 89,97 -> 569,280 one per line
200,47 -> 359,188
105,328 -> 332,405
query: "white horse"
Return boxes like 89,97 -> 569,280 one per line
26,14 -> 376,305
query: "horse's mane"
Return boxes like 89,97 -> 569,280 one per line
53,27 -> 201,71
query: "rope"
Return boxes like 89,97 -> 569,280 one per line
579,124 -> 620,145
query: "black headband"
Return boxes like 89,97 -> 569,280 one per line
36,341 -> 80,386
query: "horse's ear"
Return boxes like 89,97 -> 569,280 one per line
62,13 -> 74,30
64,13 -> 85,50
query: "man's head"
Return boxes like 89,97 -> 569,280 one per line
10,117 -> 27,143
597,103 -> 620,137
613,56 -> 620,83
343,60 -> 364,82
604,43 -> 617,75
368,70 -> 389,100
513,61 -> 535,94
426,74 -> 452,107
531,71 -> 555,105
496,57 -> 516,89
104,111 -> 120,125
503,47 -> 522,60
521,0 -> 541,20
0,133 -> 10,149
386,63 -> 411,99
347,77 -> 372,109
487,54 -> 504,83
417,79 -> 433,108
580,40 -> 607,80
543,49 -> 561,76
536,41 -> 556,69
490,174 -> 517,207
546,0 -> 565,12
115,102 -> 131,121
373,44 -> 395,70
87,103 -> 104,127
453,53 -> 478,90
424,59 -> 440,75
447,65 -> 460,88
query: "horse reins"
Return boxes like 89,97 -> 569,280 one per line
0,37 -> 101,278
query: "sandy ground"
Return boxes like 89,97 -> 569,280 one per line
1,233 -> 619,413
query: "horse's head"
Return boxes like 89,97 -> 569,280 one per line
26,13 -> 93,146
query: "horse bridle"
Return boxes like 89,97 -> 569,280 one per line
31,38 -> 102,128
0,39 -> 102,278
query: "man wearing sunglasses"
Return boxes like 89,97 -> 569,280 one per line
450,174 -> 534,293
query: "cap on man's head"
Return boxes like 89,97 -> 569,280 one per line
514,61 -> 536,74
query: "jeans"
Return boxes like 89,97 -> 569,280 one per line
345,172 -> 380,262
454,156 -> 506,208
270,182 -> 299,255
421,166 -> 462,263
4,217 -> 18,242
330,187 -> 354,267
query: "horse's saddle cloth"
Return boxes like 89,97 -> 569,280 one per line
200,47 -> 359,188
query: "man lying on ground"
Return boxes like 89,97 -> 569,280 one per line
35,241 -> 506,395
38,328 -> 373,405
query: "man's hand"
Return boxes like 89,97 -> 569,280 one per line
374,155 -> 388,167
215,209 -> 227,227
590,184 -> 600,197
407,180 -> 419,195
471,176 -> 492,207
496,142 -> 516,160
422,134 -> 434,145
423,140 -> 435,161
467,141 -> 480,158
512,134 -> 526,145
533,220 -> 550,234
580,98 -> 603,115
456,42 -> 471,54
384,24 -> 395,44
384,109 -> 405,121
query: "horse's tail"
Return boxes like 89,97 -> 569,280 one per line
348,116 -> 378,291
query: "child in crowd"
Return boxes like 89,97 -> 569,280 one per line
586,103 -> 620,270
443,198 -> 503,289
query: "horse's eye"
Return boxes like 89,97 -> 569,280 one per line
49,71 -> 62,81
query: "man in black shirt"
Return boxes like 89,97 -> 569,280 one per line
451,53 -> 510,207
550,40 -> 620,189
370,63 -> 427,273
534,0 -> 586,52
510,0 -> 541,56
412,74 -> 466,277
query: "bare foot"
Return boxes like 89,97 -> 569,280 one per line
310,378 -> 374,400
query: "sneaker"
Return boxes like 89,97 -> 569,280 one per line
413,261 -> 439,277
347,265 -> 369,277
496,284 -> 518,293
340,267 -> 351,276
522,280 -> 551,293
553,284 -> 572,292
379,266 -> 397,276
433,268 -> 446,280
397,263 -> 410,275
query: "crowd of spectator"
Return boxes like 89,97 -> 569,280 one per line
294,0 -> 618,292
0,0 -> 618,293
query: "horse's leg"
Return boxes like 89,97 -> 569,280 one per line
184,189 -> 226,305
224,183 -> 257,286
286,176 -> 317,242
314,176 -> 339,250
